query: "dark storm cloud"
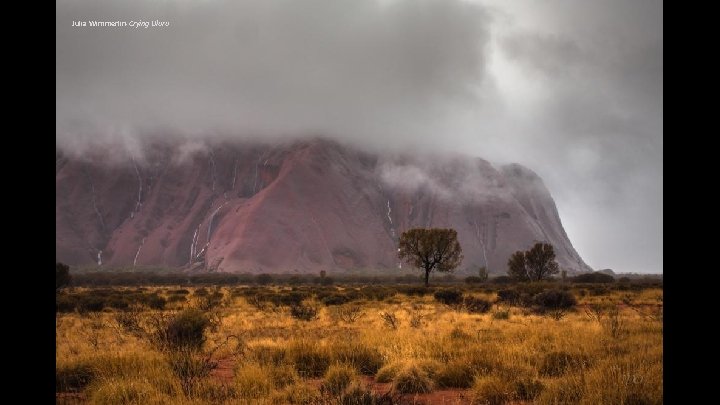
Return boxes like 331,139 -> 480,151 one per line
56,0 -> 662,273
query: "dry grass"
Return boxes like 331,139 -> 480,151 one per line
56,285 -> 663,404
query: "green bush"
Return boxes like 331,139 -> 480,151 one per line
533,290 -> 577,310
433,289 -> 463,305
165,309 -> 210,351
321,294 -> 350,306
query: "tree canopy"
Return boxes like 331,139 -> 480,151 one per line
507,242 -> 560,282
398,228 -> 463,287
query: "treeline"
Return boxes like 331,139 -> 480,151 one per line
69,270 -> 661,287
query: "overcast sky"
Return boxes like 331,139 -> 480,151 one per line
56,0 -> 662,273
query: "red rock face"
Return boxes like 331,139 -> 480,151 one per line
55,138 -> 592,275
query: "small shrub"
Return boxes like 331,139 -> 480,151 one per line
514,377 -> 544,401
463,296 -> 491,313
323,363 -> 357,395
77,296 -> 105,313
235,363 -> 274,399
492,309 -> 510,320
321,294 -> 350,306
380,312 -> 399,329
277,291 -> 309,306
268,364 -> 298,388
339,381 -> 386,405
289,304 -> 319,321
435,360 -> 476,388
165,308 -> 211,351
534,290 -> 577,311
375,362 -> 402,383
433,289 -> 463,306
536,376 -> 585,404
89,377 -> 163,405
250,345 -> 287,367
449,326 -> 471,340
331,305 -> 363,323
408,309 -> 427,328
114,309 -> 144,337
471,376 -> 515,405
287,341 -> 331,378
496,289 -> 519,304
331,341 -> 384,375
397,286 -> 432,297
392,363 -> 434,394
146,294 -> 167,310
196,294 -> 223,311
166,295 -> 187,303
539,351 -> 591,377
167,349 -> 216,395
56,361 -> 95,392
270,382 -> 321,404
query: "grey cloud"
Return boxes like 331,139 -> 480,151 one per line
56,0 -> 662,273
56,0 -> 491,153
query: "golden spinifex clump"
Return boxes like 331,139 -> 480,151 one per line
398,228 -> 464,287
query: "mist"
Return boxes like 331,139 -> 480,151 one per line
56,0 -> 662,273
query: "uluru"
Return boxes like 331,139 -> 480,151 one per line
56,137 -> 592,275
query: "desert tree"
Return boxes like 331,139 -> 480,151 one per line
507,242 -> 559,282
398,228 -> 464,287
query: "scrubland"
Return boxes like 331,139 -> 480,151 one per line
56,282 -> 662,404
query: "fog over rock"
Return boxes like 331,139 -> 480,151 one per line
56,138 -> 592,274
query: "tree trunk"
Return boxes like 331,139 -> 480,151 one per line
425,269 -> 430,287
